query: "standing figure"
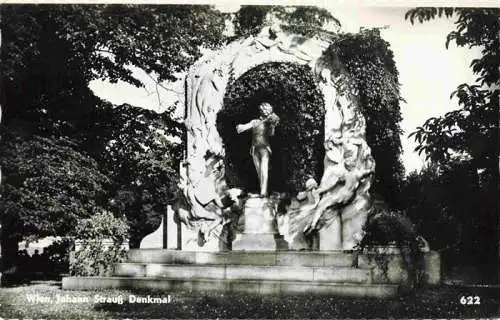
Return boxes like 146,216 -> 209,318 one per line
236,103 -> 280,197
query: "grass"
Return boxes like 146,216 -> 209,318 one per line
0,281 -> 498,319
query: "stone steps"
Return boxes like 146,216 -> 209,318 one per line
128,249 -> 356,267
62,276 -> 399,298
114,263 -> 372,284
62,249 -> 412,297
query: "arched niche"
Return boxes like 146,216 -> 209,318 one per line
216,61 -> 325,194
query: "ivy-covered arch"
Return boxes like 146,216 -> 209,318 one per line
216,62 -> 325,193
180,26 -> 379,251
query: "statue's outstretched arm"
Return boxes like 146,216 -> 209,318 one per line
236,120 -> 257,134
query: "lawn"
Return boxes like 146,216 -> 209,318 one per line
0,281 -> 498,319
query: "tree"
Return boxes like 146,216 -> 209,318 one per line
0,4 -> 225,249
406,8 -> 498,176
234,5 -> 340,37
0,130 -> 110,259
233,5 -> 340,38
89,103 -> 182,247
0,4 -> 226,134
405,8 -> 499,275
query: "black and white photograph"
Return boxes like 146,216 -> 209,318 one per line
0,1 -> 498,318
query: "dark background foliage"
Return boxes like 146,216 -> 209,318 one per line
217,62 -> 325,193
400,8 -> 499,281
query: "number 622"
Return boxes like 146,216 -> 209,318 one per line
460,296 -> 480,305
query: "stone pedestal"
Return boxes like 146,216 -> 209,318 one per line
232,197 -> 283,251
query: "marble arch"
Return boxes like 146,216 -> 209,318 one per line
178,25 -> 375,251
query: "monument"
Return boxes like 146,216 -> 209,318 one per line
63,24 -> 441,297
177,24 -> 375,252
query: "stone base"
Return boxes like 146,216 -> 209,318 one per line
232,233 -> 285,251
62,246 -> 440,298
62,249 -> 399,297
232,197 -> 286,251
242,197 -> 278,233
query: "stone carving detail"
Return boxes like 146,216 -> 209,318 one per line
178,25 -> 374,251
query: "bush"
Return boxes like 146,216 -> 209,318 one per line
360,210 -> 417,246
43,237 -> 73,276
71,211 -> 129,276
358,209 -> 424,287
217,62 -> 325,193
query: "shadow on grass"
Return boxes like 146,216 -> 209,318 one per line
1,273 -> 64,288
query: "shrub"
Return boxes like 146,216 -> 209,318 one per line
360,210 -> 417,246
71,211 -> 129,276
217,62 -> 325,193
358,208 -> 424,287
43,237 -> 73,276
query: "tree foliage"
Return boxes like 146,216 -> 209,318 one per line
90,103 -> 182,247
1,4 -> 216,247
403,165 -> 471,252
233,5 -> 340,37
403,8 -> 498,273
406,8 -> 499,175
233,5 -> 272,37
1,4 -> 226,129
401,160 -> 497,276
0,131 -> 110,242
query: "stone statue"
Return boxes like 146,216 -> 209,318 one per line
176,154 -> 243,247
236,103 -> 280,197
303,136 -> 373,235
284,177 -> 321,250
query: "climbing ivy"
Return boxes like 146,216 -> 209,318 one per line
326,28 -> 405,207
